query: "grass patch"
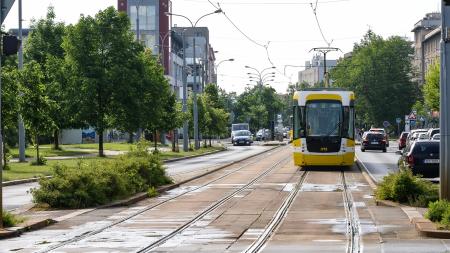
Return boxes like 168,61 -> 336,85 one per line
2,211 -> 25,227
375,167 -> 438,207
425,200 -> 450,229
60,142 -> 166,151
147,186 -> 159,198
2,157 -> 115,182
10,146 -> 95,159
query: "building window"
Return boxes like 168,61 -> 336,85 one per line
130,4 -> 156,31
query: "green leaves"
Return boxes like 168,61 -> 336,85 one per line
424,61 -> 440,111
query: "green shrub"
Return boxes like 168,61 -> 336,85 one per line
32,152 -> 172,208
147,186 -> 158,198
376,167 -> 438,207
2,211 -> 24,227
31,156 -> 47,166
426,200 -> 450,222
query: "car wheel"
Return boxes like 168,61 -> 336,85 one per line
383,149 -> 387,153
361,148 -> 365,152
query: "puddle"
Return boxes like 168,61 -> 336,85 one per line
301,184 -> 343,192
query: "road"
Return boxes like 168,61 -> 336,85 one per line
3,146 -> 450,252
2,144 -> 272,211
355,140 -> 401,183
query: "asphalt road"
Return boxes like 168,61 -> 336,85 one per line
355,140 -> 401,183
2,144 -> 272,211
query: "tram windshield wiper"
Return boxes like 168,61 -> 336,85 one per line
324,122 -> 341,137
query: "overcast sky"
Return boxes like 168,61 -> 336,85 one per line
3,0 -> 442,94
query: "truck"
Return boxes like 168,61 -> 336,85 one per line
231,123 -> 250,143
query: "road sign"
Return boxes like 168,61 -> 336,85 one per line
383,121 -> 390,128
396,118 -> 401,124
408,112 -> 417,120
410,119 -> 416,127
1,0 -> 15,24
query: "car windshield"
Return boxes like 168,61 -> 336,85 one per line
235,131 -> 250,136
413,142 -> 439,154
305,101 -> 342,136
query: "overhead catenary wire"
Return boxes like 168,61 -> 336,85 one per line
310,0 -> 332,47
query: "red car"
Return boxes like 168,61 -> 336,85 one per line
398,131 -> 409,150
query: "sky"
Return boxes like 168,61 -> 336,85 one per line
2,0 -> 442,94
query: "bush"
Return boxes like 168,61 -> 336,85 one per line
426,200 -> 450,222
32,149 -> 172,208
376,167 -> 438,207
2,211 -> 24,227
147,186 -> 158,198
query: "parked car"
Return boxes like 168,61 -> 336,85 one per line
432,134 -> 441,140
426,128 -> 440,139
418,133 -> 429,140
398,131 -> 409,150
405,129 -> 428,148
255,129 -> 270,141
232,130 -> 253,146
398,140 -> 440,178
369,128 -> 389,147
361,131 -> 387,152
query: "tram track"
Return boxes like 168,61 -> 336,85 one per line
35,146 -> 287,253
242,169 -> 309,253
136,154 -> 292,253
342,171 -> 362,253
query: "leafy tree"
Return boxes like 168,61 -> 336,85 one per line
424,61 -> 440,111
203,84 -> 229,145
19,61 -> 56,165
331,30 -> 419,127
63,7 -> 141,156
25,7 -> 68,150
1,66 -> 20,169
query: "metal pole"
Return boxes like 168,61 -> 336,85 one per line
0,40 -> 3,229
323,52 -> 328,88
182,31 -> 189,152
136,2 -> 140,43
440,1 -> 450,200
193,36 -> 199,149
18,0 -> 25,162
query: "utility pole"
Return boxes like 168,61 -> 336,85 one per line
310,47 -> 339,88
440,0 -> 450,200
18,0 -> 25,162
182,31 -> 189,152
193,36 -> 199,149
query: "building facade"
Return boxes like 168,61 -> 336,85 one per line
412,12 -> 441,84
298,54 -> 337,87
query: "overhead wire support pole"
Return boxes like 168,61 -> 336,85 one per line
309,47 -> 340,88
440,0 -> 450,200
18,0 -> 25,162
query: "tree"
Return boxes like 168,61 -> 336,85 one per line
25,7 -> 68,150
203,84 -> 229,146
1,66 -> 20,169
63,7 -> 141,156
424,61 -> 440,111
19,62 -> 56,165
331,30 -> 419,127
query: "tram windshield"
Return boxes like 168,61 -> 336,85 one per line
305,101 -> 342,137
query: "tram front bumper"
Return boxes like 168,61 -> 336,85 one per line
293,152 -> 354,167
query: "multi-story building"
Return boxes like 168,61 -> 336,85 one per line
298,54 -> 337,87
172,26 -> 216,93
412,12 -> 441,84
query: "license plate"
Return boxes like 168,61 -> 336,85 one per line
371,141 -> 378,144
424,159 -> 439,164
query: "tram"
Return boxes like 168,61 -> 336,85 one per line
292,88 -> 355,167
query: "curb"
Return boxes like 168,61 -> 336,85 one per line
354,156 -> 378,190
375,199 -> 450,238
2,148 -> 227,187
0,145 -> 281,239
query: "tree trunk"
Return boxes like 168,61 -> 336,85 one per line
2,126 -> 6,170
171,130 -> 176,152
154,130 -> 158,152
36,135 -> 40,164
128,131 -> 134,143
99,130 -> 104,157
53,129 -> 60,150
209,138 -> 212,147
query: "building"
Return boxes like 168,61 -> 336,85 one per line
412,12 -> 441,84
172,26 -> 216,93
298,54 -> 337,87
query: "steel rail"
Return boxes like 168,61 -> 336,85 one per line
342,171 -> 362,253
242,169 -> 309,253
36,147 -> 287,253
136,154 -> 292,252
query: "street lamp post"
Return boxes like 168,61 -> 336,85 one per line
166,9 -> 222,150
215,58 -> 234,85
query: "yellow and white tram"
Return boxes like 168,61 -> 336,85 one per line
292,89 -> 355,167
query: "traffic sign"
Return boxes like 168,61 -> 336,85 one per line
1,0 -> 15,24
396,118 -> 401,124
383,121 -> 390,128
408,112 -> 416,120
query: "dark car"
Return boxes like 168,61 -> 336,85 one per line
399,140 -> 440,178
232,130 -> 253,146
398,131 -> 409,150
361,132 -> 387,152
426,128 -> 440,139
